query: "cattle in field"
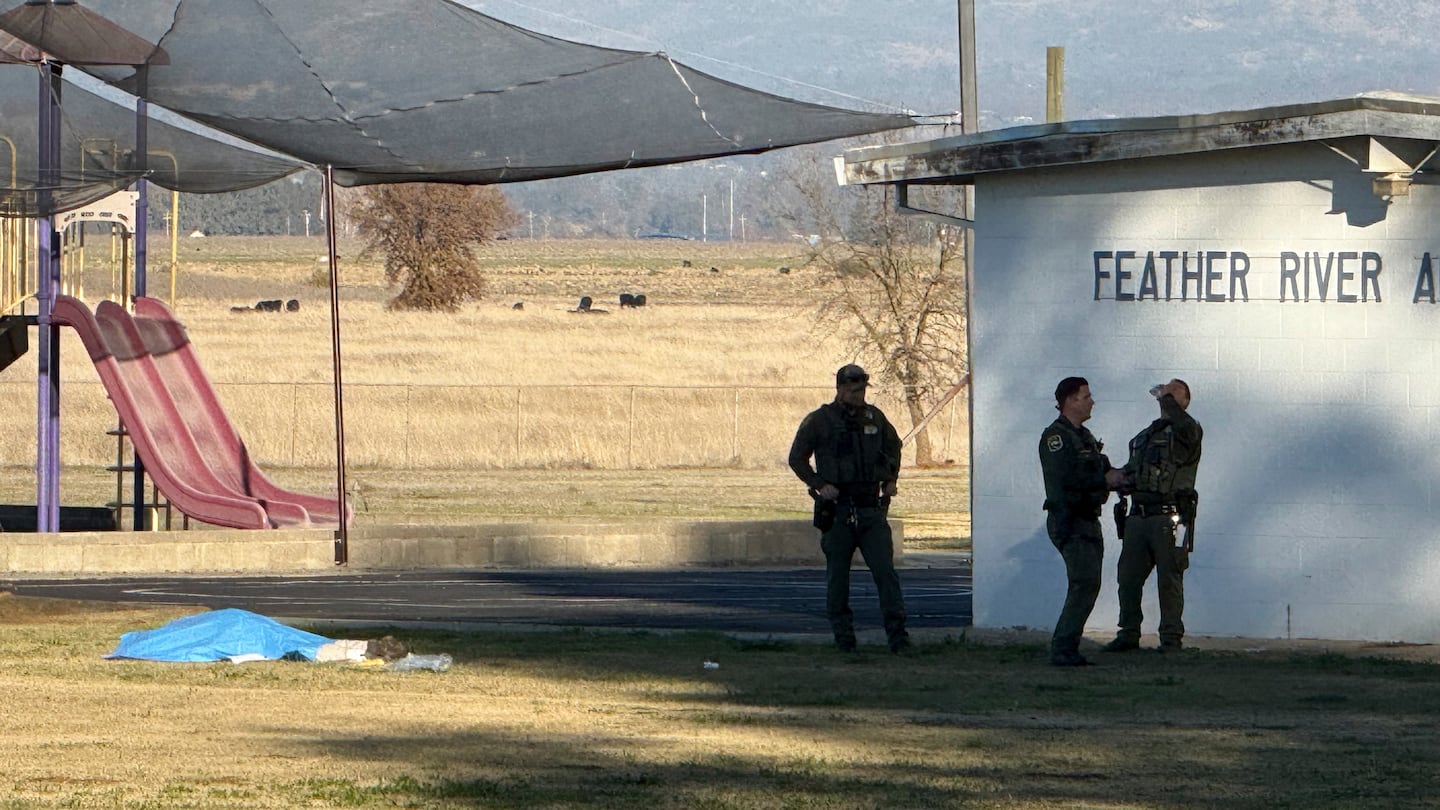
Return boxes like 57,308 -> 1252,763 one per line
570,295 -> 608,314
232,299 -> 300,314
620,293 -> 648,308
512,301 -> 524,310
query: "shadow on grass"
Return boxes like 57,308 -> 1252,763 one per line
288,628 -> 1440,809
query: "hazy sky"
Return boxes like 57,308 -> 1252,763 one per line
462,1 -> 1440,129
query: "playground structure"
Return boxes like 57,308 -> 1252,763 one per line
0,0 -> 917,558
0,187 -> 348,533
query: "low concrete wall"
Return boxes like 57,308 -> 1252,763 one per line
0,519 -> 904,576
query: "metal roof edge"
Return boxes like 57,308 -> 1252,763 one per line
841,93 -> 1440,185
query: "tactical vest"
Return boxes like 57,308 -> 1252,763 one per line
1128,421 -> 1199,496
812,404 -> 893,485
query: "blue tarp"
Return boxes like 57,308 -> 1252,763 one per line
105,608 -> 333,662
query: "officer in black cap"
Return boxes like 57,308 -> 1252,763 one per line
1040,377 -> 1128,666
788,364 -> 909,653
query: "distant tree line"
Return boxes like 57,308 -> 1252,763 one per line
146,137 -> 919,243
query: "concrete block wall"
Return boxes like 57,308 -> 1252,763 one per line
970,144 -> 1440,643
0,519 -> 903,576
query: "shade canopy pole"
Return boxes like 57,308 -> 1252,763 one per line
35,60 -> 61,533
324,165 -> 348,563
131,67 -> 149,530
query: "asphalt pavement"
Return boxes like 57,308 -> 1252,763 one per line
3,554 -> 973,639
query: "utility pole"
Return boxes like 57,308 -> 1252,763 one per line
728,178 -> 735,241
959,0 -> 977,139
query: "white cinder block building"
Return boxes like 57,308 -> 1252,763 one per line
840,93 -> 1440,643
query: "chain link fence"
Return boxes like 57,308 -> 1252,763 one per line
0,381 -> 969,471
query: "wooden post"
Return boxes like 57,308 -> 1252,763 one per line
1046,46 -> 1065,123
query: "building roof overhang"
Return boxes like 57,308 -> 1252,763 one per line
839,92 -> 1440,188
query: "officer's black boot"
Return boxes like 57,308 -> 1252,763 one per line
884,611 -> 909,653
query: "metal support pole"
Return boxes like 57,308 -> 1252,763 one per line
132,85 -> 149,529
324,165 -> 349,564
169,189 -> 178,305
35,61 -> 62,533
958,0 -> 979,516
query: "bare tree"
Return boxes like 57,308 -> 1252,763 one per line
781,147 -> 968,466
349,184 -> 519,311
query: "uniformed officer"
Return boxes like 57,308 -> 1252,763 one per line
788,363 -> 909,653
1040,377 -> 1128,666
1102,378 -> 1203,654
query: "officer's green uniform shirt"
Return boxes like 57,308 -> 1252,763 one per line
1038,416 -> 1111,538
788,402 -> 901,491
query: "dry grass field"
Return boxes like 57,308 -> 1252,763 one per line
3,238 -> 1439,809
2,596 -> 1438,809
0,236 -> 969,544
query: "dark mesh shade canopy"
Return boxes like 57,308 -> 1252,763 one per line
0,65 -> 306,217
0,0 -> 919,213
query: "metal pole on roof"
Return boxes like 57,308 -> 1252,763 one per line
324,164 -> 348,564
959,1 -> 977,134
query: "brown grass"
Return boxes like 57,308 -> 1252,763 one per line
4,240 -> 1438,809
1,596 -> 1437,809
0,236 -> 969,543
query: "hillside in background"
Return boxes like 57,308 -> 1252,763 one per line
164,1 -> 1440,237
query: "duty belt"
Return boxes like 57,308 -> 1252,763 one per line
1130,503 -> 1178,518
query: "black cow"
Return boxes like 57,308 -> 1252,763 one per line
620,293 -> 646,308
285,299 -> 301,312
571,295 -> 608,315
255,299 -> 283,312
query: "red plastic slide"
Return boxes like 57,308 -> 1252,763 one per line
131,296 -> 350,527
52,296 -> 346,529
